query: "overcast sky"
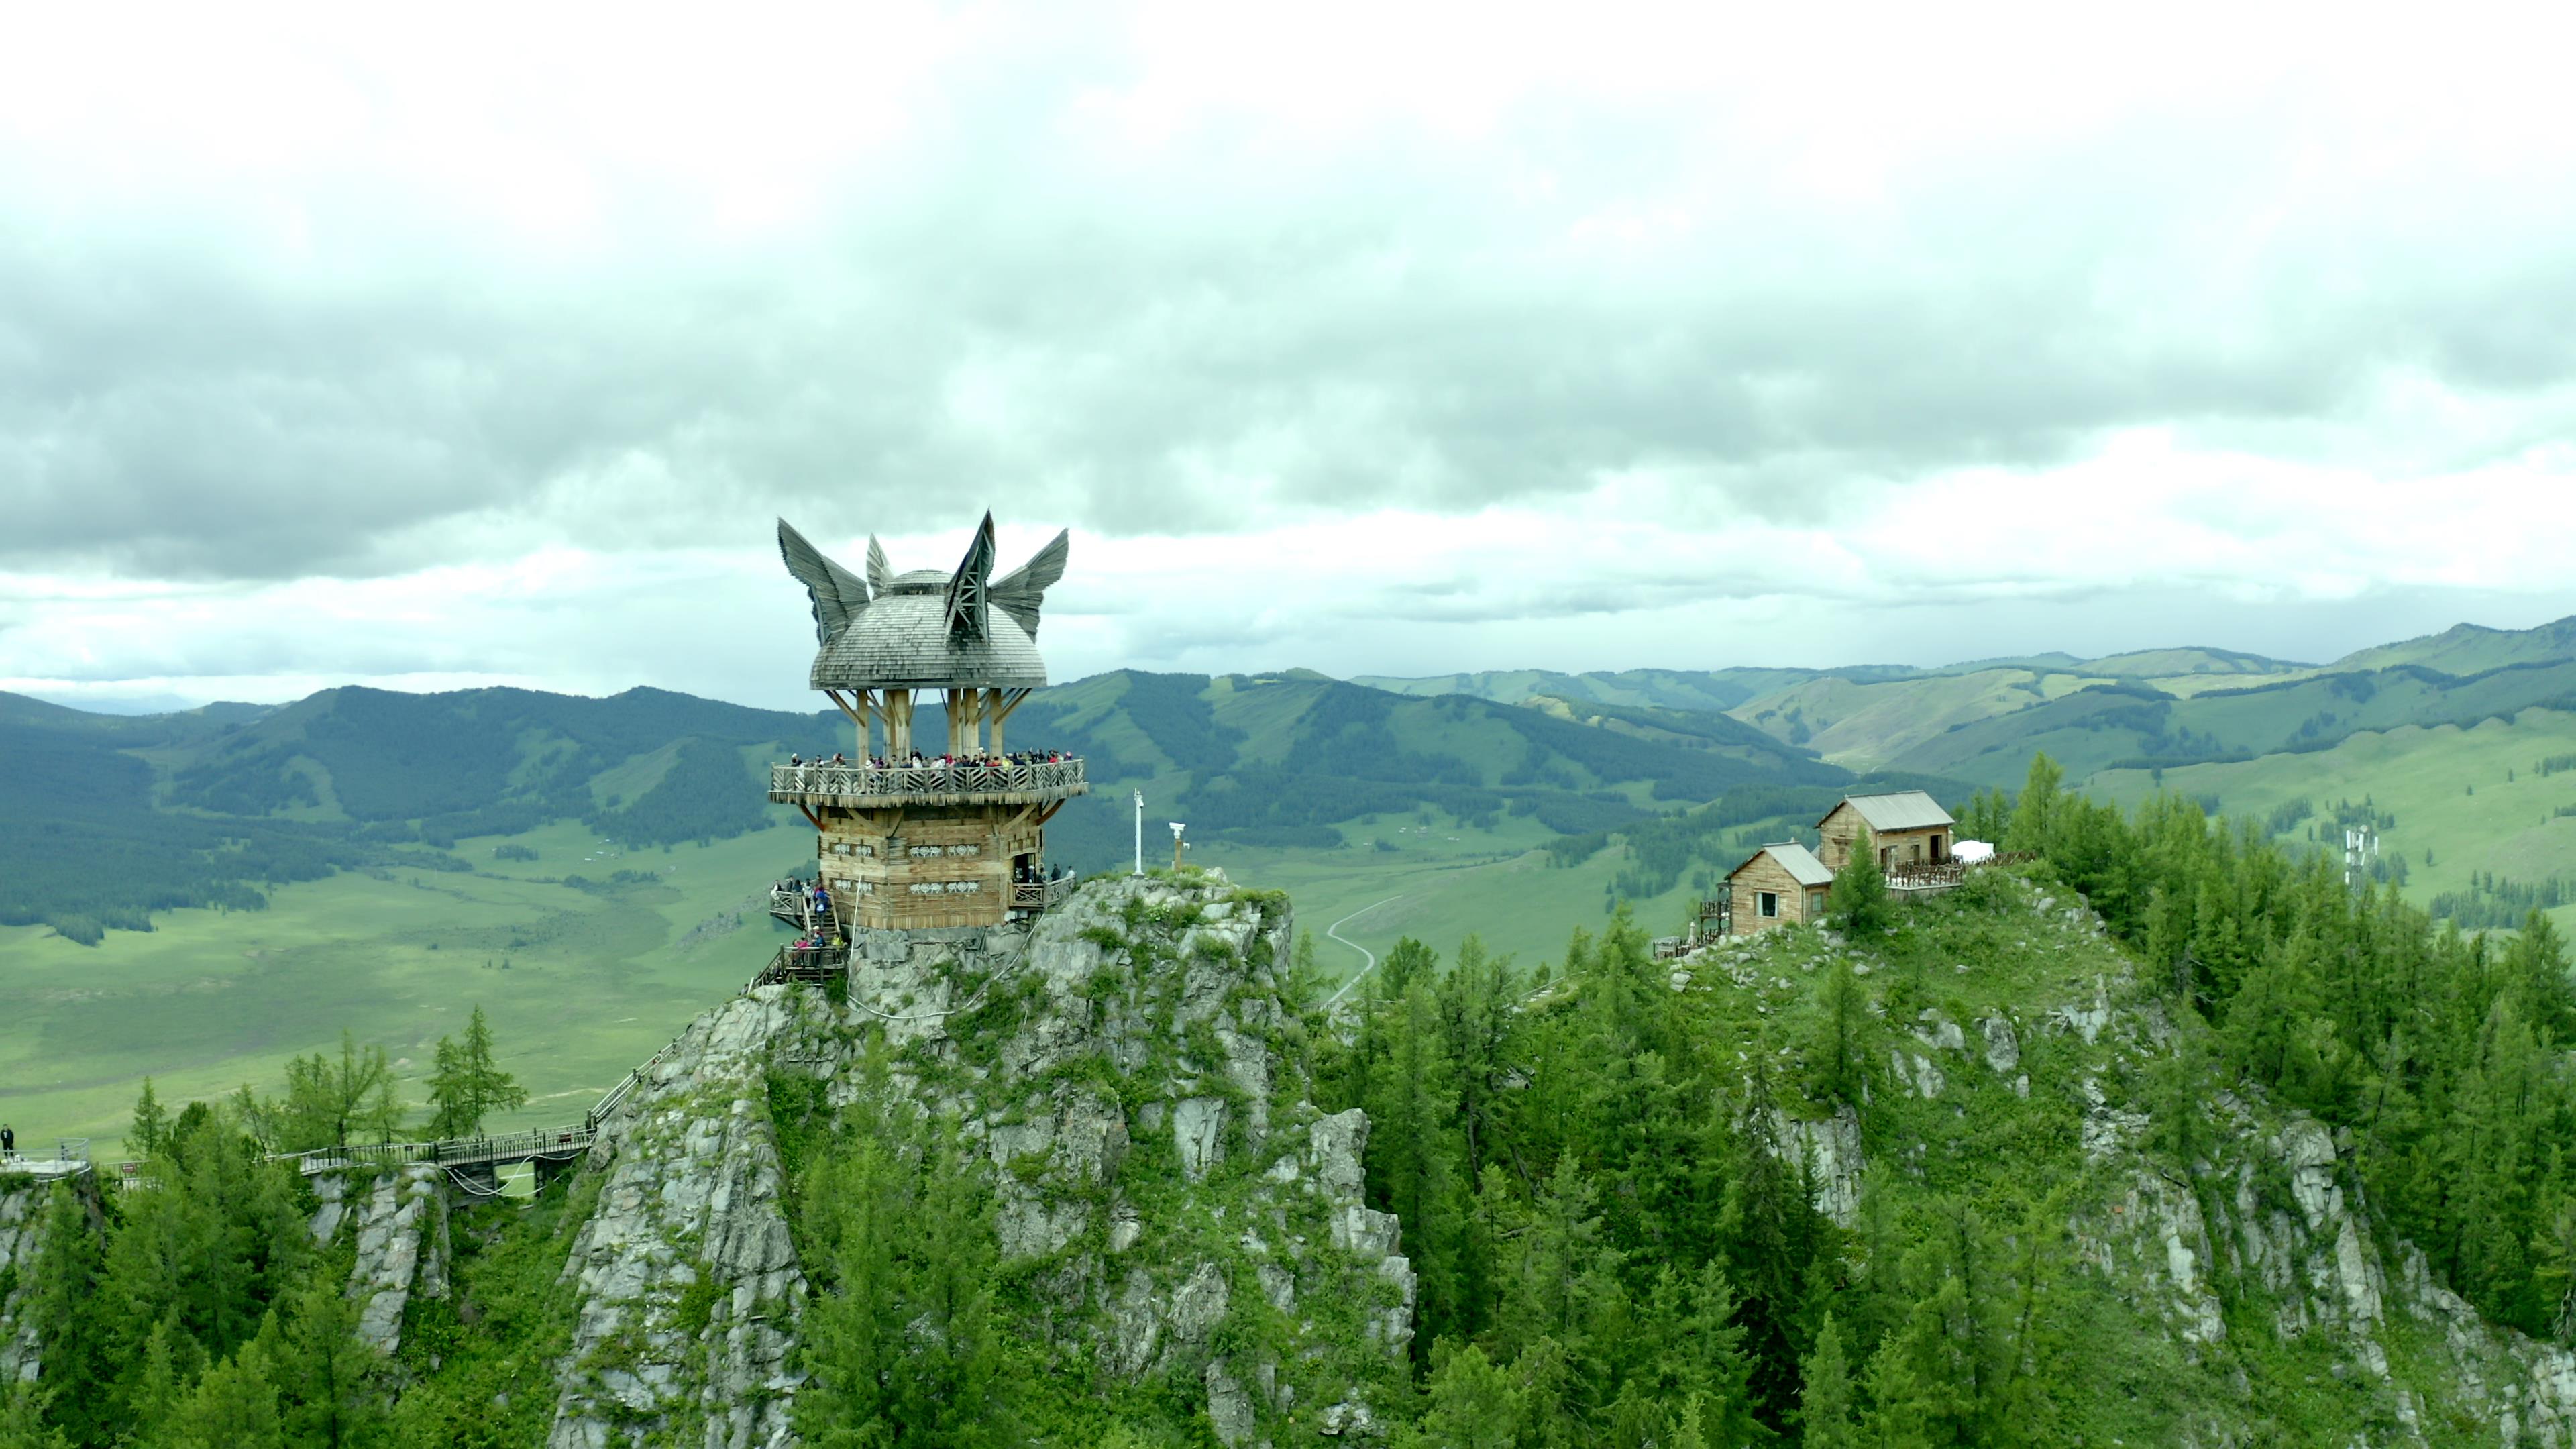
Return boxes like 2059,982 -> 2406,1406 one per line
5,2 -> 2575,713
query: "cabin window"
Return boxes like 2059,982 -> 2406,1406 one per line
1880,847 -> 1892,870
1806,890 -> 1825,916
1758,891 -> 1779,918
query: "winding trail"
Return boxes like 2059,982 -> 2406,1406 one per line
1322,895 -> 1407,1008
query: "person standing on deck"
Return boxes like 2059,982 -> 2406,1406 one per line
1,1124 -> 13,1156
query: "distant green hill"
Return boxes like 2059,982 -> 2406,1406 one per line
0,672 -> 1867,944
2332,614 -> 2576,675
1882,660 -> 2576,785
1010,670 -> 1853,868
1347,665 -> 1894,712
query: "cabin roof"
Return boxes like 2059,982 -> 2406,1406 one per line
1821,790 -> 1955,834
1729,841 -> 1834,888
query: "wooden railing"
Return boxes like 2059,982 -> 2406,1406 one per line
1886,851 -> 2034,890
280,1123 -> 596,1177
769,757 -> 1086,802
1010,877 -> 1077,912
749,942 -> 849,991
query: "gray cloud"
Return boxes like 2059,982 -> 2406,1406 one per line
2,11 -> 2574,607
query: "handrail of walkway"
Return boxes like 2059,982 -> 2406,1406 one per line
769,757 -> 1086,799
277,1122 -> 598,1177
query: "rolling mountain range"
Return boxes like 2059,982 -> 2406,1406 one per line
9,611 -> 2576,946
1364,614 -> 2576,778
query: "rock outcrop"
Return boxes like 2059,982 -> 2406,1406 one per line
536,874 -> 1408,1447
839,876 -> 1414,1439
543,987 -> 829,1449
0,1180 -> 55,1384
307,1165 -> 451,1354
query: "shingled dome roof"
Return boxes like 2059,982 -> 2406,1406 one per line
777,512 -> 1070,692
810,592 -> 1048,689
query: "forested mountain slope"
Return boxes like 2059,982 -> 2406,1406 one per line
15,765 -> 2576,1445
0,673 -> 1877,944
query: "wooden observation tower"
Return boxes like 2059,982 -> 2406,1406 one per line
769,513 -> 1088,932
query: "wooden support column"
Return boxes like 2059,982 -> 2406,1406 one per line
990,687 -> 1030,757
822,688 -> 877,758
886,690 -> 913,759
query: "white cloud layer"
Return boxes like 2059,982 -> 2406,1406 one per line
4,0 -> 2575,707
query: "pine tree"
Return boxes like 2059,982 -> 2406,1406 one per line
1402,1342 -> 1523,1449
794,1106 -> 1016,1447
1379,936 -> 1438,1001
1829,828 -> 1895,938
21,1184 -> 109,1445
1366,982 -> 1468,1353
0,1383 -> 69,1449
1494,1155 -> 1627,1397
163,1346 -> 286,1449
131,1077 -> 171,1161
2005,752 -> 2065,855
425,1006 -> 531,1140
1798,1312 -> 1860,1449
1809,953 -> 1871,1107
2505,912 -> 2576,1046
128,1320 -> 193,1447
262,1269 -> 384,1448
1624,1262 -> 1756,1442
276,1034 -> 404,1151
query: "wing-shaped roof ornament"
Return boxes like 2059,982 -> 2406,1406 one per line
865,536 -> 894,598
945,512 -> 998,641
775,519 -> 871,644
989,528 -> 1069,637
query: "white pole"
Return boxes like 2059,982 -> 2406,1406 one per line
1134,789 -> 1144,875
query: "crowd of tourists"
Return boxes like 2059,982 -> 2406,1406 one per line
784,749 -> 1072,772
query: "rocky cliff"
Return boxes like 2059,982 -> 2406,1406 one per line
0,1178 -> 57,1385
1682,879 -> 2576,1449
530,873 -> 1413,1448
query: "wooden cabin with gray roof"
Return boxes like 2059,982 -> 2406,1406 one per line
1715,790 -> 1990,938
1725,842 -> 1834,936
1817,790 -> 1956,874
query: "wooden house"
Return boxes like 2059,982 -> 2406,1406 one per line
1817,791 -> 1955,874
1726,843 -> 1835,936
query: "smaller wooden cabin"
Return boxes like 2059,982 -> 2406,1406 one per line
1727,843 -> 1834,936
1817,791 -> 1955,874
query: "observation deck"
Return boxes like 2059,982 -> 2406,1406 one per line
768,756 -> 1088,810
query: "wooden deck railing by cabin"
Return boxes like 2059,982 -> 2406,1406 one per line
769,757 -> 1087,804
1885,851 -> 2035,890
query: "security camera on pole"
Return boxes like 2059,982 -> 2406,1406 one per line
1171,821 -> 1187,873
1133,789 -> 1145,876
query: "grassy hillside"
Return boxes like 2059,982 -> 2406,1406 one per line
1348,665 -> 1884,712
1014,671 -> 1851,872
1886,661 -> 2576,786
2333,613 -> 2576,674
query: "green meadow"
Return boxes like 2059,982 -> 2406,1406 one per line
0,817 -> 814,1159
0,800 -> 1723,1159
